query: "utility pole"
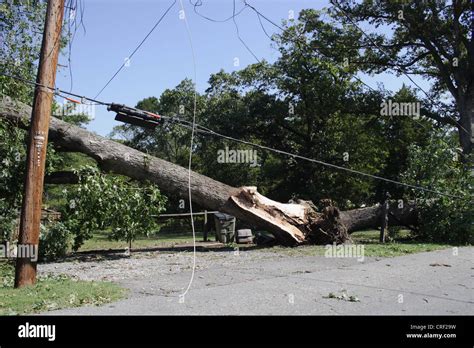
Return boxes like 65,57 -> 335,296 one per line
15,0 -> 65,288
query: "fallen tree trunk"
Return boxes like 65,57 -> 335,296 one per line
0,96 -> 418,245
340,202 -> 418,233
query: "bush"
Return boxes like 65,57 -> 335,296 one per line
402,132 -> 473,244
416,197 -> 473,244
39,222 -> 72,261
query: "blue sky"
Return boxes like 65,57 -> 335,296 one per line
54,0 -> 432,136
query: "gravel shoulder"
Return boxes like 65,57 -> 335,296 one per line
39,246 -> 474,315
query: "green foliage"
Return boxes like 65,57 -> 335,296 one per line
333,1 -> 471,84
373,86 -> 433,200
402,132 -> 473,244
60,167 -> 167,250
0,120 -> 61,240
0,121 -> 25,240
39,222 -> 71,261
0,1 -> 46,103
328,1 -> 473,155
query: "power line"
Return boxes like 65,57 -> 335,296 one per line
242,1 -> 381,92
254,9 -> 272,40
232,0 -> 260,63
243,1 -> 406,93
190,0 -> 260,63
93,0 -> 177,99
189,0 -> 247,23
1,73 -> 110,106
170,118 -> 470,200
65,0 -> 86,93
177,0 -> 198,299
2,72 -> 469,200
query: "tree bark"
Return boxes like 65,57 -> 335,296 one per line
458,87 -> 474,156
0,96 -> 419,245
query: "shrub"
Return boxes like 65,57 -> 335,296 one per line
60,167 -> 167,250
402,132 -> 473,244
39,222 -> 72,261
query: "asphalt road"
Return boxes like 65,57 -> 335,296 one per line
40,246 -> 473,315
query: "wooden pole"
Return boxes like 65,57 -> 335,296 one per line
379,192 -> 390,243
203,210 -> 208,241
15,0 -> 65,288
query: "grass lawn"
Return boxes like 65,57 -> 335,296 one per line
0,262 -> 126,315
79,231 -> 206,252
78,229 -> 455,259
267,230 -> 454,257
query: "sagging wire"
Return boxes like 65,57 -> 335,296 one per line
177,0 -> 199,299
94,0 -> 177,99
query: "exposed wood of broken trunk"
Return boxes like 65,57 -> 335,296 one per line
0,97 -> 418,246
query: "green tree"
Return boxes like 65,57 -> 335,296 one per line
374,85 -> 434,200
402,130 -> 473,243
60,167 -> 167,251
0,1 -> 46,102
328,0 -> 473,156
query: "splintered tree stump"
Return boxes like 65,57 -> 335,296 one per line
0,96 -> 419,246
